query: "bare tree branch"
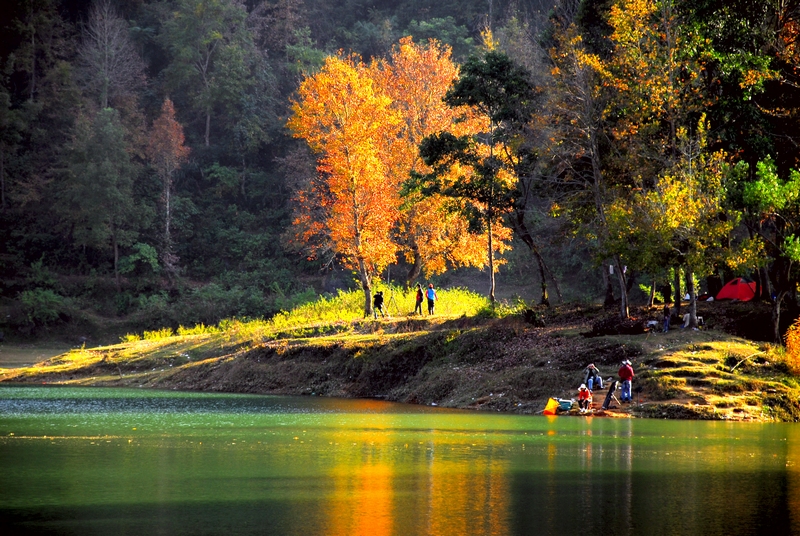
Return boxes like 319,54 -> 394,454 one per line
77,0 -> 145,108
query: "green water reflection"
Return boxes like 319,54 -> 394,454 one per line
1,386 -> 799,535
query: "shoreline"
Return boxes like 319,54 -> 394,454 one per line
2,305 -> 793,422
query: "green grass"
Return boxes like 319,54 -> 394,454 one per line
118,287 -> 492,344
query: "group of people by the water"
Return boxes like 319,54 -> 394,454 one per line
575,359 -> 635,413
373,282 -> 438,319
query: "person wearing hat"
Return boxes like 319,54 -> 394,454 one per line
577,384 -> 592,413
618,360 -> 635,403
583,363 -> 603,391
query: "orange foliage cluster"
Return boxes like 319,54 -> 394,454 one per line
288,38 -> 511,284
785,317 -> 800,375
147,98 -> 190,174
287,53 -> 400,280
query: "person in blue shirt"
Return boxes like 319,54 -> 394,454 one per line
426,284 -> 437,315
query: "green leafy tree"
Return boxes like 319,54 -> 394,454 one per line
415,49 -> 553,304
548,17 -> 636,318
58,108 -> 141,287
161,0 -> 253,147
403,17 -> 475,60
743,157 -> 800,343
606,120 -> 740,327
0,86 -> 25,213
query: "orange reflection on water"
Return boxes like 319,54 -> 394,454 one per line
424,453 -> 510,536
325,432 -> 394,536
322,419 -> 510,536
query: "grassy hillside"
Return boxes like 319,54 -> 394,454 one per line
2,289 -> 799,421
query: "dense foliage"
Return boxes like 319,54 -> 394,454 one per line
2,0 -> 800,342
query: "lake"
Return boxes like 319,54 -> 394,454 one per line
1,386 -> 799,535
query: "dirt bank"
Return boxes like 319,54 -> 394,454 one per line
2,303 -> 799,421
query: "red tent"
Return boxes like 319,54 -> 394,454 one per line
715,277 -> 756,301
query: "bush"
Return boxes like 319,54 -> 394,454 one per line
134,292 -> 175,329
143,328 -> 174,340
19,288 -> 68,325
784,317 -> 800,375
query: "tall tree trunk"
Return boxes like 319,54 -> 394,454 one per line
30,24 -> 36,100
101,77 -> 108,109
1,144 -> 5,212
535,251 -> 549,306
359,264 -> 373,318
488,218 -> 495,303
774,290 -> 788,344
648,279 -> 656,307
673,266 -> 682,319
241,155 -> 247,199
113,229 -> 120,291
406,247 -> 422,289
759,267 -> 771,300
510,210 -> 561,304
589,116 -> 627,318
686,270 -> 697,328
603,265 -> 614,306
165,174 -> 171,262
162,169 -> 177,281
205,110 -> 211,147
613,255 -> 629,318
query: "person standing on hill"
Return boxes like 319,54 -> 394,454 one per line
426,283 -> 437,315
414,283 -> 423,315
618,360 -> 634,403
373,291 -> 385,319
662,304 -> 671,333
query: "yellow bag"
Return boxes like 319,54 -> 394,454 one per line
543,397 -> 559,416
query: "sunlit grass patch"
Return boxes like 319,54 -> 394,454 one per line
177,323 -> 220,336
143,328 -> 174,340
640,374 -> 687,400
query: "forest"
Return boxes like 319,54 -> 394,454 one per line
1,0 -> 800,344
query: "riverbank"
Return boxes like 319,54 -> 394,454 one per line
2,302 -> 798,421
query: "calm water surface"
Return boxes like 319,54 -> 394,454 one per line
1,385 -> 799,535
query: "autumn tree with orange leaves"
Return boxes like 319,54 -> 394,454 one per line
147,97 -> 190,279
288,54 -> 401,316
371,37 -> 511,287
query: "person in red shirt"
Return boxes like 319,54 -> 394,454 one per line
577,384 -> 592,413
618,360 -> 634,402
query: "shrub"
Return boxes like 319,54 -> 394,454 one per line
177,323 -> 220,336
19,288 -> 68,325
784,317 -> 800,375
143,328 -> 174,340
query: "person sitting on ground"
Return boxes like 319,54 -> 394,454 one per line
577,384 -> 592,413
618,360 -> 635,403
373,291 -> 385,319
681,313 -> 704,329
583,363 -> 603,391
